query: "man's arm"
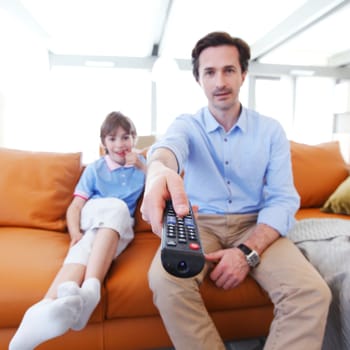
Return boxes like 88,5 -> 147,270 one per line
205,224 -> 280,290
243,223 -> 280,256
141,148 -> 189,236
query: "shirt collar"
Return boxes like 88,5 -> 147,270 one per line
203,105 -> 247,134
104,155 -> 134,171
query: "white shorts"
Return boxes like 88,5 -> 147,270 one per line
64,198 -> 134,265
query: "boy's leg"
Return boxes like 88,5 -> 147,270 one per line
60,198 -> 134,330
45,229 -> 97,299
72,227 -> 119,331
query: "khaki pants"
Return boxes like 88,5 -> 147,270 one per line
148,213 -> 331,350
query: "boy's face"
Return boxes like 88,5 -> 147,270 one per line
103,126 -> 134,165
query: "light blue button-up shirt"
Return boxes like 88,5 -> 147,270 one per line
150,106 -> 300,236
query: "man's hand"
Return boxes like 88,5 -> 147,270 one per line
205,248 -> 250,290
141,148 -> 189,236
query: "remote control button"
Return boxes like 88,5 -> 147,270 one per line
167,217 -> 176,224
189,242 -> 200,250
184,218 -> 194,226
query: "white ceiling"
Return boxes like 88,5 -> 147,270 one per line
2,0 -> 350,70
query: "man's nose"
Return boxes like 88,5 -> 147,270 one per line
215,72 -> 226,88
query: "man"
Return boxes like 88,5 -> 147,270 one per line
141,31 -> 331,350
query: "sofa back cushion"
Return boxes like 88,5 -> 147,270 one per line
290,141 -> 349,208
0,148 -> 82,231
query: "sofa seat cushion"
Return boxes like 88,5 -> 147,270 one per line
0,227 -> 103,328
105,232 -> 272,319
295,208 -> 350,220
0,148 -> 82,232
105,232 -> 160,319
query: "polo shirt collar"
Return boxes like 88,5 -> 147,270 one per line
104,155 -> 134,171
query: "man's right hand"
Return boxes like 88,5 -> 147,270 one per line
141,154 -> 189,236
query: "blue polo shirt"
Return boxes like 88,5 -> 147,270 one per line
149,106 -> 300,236
74,155 -> 145,216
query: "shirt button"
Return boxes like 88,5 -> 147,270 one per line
227,180 -> 230,185
225,161 -> 229,165
224,138 -> 228,142
228,200 -> 232,204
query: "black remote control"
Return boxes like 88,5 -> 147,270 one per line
161,200 -> 205,278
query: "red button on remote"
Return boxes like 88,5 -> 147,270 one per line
189,242 -> 200,250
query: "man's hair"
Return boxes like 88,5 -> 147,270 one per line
100,111 -> 137,144
191,31 -> 251,81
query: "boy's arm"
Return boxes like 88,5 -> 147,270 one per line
66,196 -> 86,246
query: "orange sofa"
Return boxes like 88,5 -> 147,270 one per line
1,141 -> 349,350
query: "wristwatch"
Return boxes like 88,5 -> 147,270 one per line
237,243 -> 260,268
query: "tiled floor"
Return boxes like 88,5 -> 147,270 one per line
225,337 -> 266,350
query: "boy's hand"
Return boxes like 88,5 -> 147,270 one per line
125,151 -> 138,166
70,232 -> 84,247
125,151 -> 146,172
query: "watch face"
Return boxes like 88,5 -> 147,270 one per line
247,251 -> 260,267
237,244 -> 260,268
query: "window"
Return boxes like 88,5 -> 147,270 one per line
292,77 -> 334,144
46,66 -> 152,162
255,76 -> 294,137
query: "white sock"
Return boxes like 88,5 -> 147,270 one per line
9,295 -> 83,350
57,280 -> 81,298
72,278 -> 101,331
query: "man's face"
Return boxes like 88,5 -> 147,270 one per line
197,45 -> 246,114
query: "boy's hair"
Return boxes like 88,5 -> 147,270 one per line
191,31 -> 251,81
100,111 -> 137,143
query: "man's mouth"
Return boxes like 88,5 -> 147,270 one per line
214,90 -> 231,98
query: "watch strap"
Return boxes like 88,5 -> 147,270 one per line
237,243 -> 260,268
237,243 -> 252,255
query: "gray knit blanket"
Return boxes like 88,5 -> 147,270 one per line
287,218 -> 350,350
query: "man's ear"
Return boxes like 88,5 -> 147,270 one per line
241,71 -> 248,86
